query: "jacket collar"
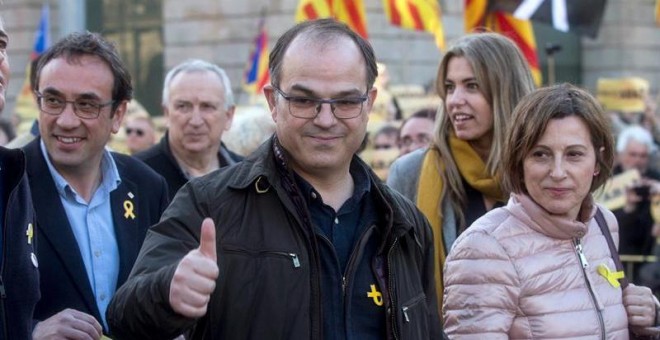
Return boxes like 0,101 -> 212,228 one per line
507,193 -> 596,240
225,136 -> 414,240
159,131 -> 239,178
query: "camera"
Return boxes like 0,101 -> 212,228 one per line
633,185 -> 650,199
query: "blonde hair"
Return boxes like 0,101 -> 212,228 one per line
433,32 -> 535,228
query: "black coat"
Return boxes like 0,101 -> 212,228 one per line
0,147 -> 39,340
135,133 -> 243,201
23,138 -> 169,333
107,138 -> 442,340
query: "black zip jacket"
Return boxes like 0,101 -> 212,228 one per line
108,138 -> 442,339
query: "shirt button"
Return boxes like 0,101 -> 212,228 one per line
311,192 -> 317,199
334,217 -> 339,224
94,251 -> 101,257
100,294 -> 106,301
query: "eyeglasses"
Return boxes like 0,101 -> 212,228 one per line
35,91 -> 115,119
273,86 -> 368,120
126,127 -> 145,137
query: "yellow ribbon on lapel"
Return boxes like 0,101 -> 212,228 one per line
597,263 -> 625,288
123,200 -> 136,219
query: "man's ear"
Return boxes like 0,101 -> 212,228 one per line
364,87 -> 378,115
224,106 -> 236,131
263,85 -> 278,122
111,100 -> 128,134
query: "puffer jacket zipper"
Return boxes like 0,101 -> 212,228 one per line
573,238 -> 605,340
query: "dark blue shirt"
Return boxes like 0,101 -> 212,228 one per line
295,160 -> 385,340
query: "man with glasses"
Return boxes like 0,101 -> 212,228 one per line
108,19 -> 442,340
135,59 -> 242,200
123,109 -> 156,155
22,32 -> 169,339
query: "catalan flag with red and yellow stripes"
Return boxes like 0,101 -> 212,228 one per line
383,0 -> 445,50
464,0 -> 542,86
295,0 -> 368,38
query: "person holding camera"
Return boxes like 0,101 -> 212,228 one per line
612,125 -> 660,260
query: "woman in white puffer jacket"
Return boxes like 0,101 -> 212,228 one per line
443,84 -> 660,339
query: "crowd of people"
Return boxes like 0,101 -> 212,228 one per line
1,14 -> 660,340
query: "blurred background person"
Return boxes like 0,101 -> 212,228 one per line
363,124 -> 400,180
612,125 -> 660,261
124,109 -> 156,155
387,32 -> 536,310
398,107 -> 436,156
135,59 -> 242,200
372,124 -> 399,151
444,83 -> 659,339
370,62 -> 402,122
221,105 -> 275,157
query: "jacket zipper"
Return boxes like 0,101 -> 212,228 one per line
387,237 -> 400,340
223,248 -> 300,268
401,294 -> 425,323
573,238 -> 605,340
341,225 -> 376,299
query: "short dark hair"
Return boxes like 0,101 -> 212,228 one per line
502,83 -> 614,195
34,31 -> 133,113
399,107 -> 437,138
269,18 -> 378,90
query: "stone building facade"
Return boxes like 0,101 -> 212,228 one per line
2,0 -> 659,117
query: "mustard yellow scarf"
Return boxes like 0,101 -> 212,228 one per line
417,135 -> 505,311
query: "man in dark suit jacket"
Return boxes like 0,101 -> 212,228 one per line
0,18 -> 41,340
135,59 -> 242,201
24,32 -> 168,339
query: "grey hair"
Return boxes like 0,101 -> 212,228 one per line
162,59 -> 235,109
616,125 -> 657,153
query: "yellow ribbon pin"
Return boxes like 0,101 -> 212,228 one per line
597,263 -> 625,288
26,223 -> 33,245
367,284 -> 384,306
123,200 -> 136,219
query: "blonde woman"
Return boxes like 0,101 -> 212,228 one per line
387,32 -> 535,308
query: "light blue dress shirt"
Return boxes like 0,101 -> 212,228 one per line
40,141 -> 120,330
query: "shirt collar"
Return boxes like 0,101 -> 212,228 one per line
40,140 -> 121,199
294,158 -> 371,205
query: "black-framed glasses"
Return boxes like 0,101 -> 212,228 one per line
35,91 -> 115,119
273,86 -> 368,120
125,127 -> 145,137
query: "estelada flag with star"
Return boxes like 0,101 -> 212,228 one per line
243,15 -> 270,95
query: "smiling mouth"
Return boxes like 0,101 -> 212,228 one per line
57,136 -> 83,144
452,114 -> 473,123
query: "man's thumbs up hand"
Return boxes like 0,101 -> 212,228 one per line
169,218 -> 219,318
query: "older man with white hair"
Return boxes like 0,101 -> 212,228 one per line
135,59 -> 242,200
613,125 -> 660,260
